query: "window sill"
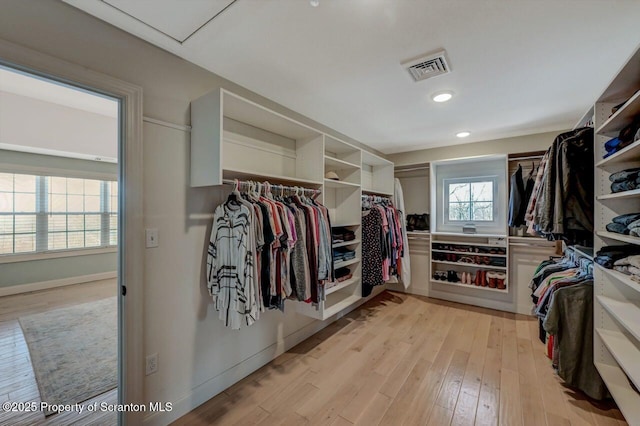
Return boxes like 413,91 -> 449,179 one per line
0,247 -> 117,264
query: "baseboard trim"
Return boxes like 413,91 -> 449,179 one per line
0,271 -> 117,297
143,286 -> 387,426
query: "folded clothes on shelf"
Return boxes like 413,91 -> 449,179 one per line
609,167 -> 640,193
605,213 -> 640,236
332,226 -> 356,243
595,245 -> 640,269
614,255 -> 640,282
333,247 -> 356,262
603,115 -> 640,159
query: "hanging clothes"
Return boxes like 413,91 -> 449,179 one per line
508,164 -> 535,227
393,178 -> 411,288
529,250 -> 609,400
207,182 -> 333,329
361,195 -> 405,296
524,127 -> 594,244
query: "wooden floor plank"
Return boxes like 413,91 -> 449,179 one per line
169,292 -> 626,426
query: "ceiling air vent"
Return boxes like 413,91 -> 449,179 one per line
402,50 -> 451,82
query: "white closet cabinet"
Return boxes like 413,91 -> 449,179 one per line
190,88 -> 393,321
592,45 -> 640,424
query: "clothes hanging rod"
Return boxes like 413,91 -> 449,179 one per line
221,179 -> 320,194
395,166 -> 430,173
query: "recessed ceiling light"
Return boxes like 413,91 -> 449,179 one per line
456,131 -> 471,138
432,91 -> 453,103
310,0 -> 319,6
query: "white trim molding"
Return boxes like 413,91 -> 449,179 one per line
0,38 -> 145,425
0,271 -> 117,297
0,247 -> 117,264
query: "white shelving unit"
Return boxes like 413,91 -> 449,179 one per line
592,45 -> 640,425
429,234 -> 514,311
190,88 -> 394,321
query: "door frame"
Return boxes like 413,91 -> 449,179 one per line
0,39 -> 144,425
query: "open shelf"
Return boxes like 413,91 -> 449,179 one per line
597,89 -> 640,137
334,258 -> 360,269
223,168 -> 323,187
326,276 -> 360,295
595,362 -> 640,423
432,239 -> 507,248
596,328 -> 640,391
596,264 -> 640,293
407,231 -> 430,237
596,139 -> 640,169
598,295 -> 640,342
431,260 -> 507,270
597,188 -> 640,200
323,293 -> 362,318
596,231 -> 640,246
332,222 -> 360,228
324,179 -> 360,189
430,280 -> 508,293
332,239 -> 360,248
324,155 -> 360,170
431,248 -> 507,257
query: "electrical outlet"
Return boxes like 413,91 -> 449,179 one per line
146,353 -> 158,375
145,228 -> 159,248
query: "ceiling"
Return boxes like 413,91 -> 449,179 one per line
0,66 -> 118,117
63,0 -> 640,154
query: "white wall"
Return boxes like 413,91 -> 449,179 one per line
0,91 -> 117,159
389,130 -> 562,166
0,2 -> 387,424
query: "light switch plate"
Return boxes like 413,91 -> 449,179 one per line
145,228 -> 159,248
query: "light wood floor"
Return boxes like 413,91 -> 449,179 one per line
0,279 -> 118,425
173,291 -> 626,426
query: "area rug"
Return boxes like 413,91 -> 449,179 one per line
18,297 -> 117,415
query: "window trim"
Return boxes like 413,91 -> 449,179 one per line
443,175 -> 498,226
0,246 -> 117,264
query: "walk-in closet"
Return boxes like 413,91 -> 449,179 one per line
1,2 -> 639,425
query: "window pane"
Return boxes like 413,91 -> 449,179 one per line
67,195 -> 83,212
15,215 -> 36,233
109,214 -> 117,230
68,215 -> 84,231
85,231 -> 101,247
14,193 -> 36,212
0,216 -> 12,234
449,183 -> 470,203
48,215 -> 67,232
0,173 -> 12,192
85,195 -> 101,212
449,202 -> 470,221
0,235 -> 13,254
84,179 -> 101,195
85,214 -> 101,230
471,182 -> 493,202
472,202 -> 494,221
14,174 -> 36,193
48,232 -> 67,250
14,234 -> 35,253
0,193 -> 13,212
68,231 -> 84,249
110,196 -> 118,213
110,230 -> 117,246
50,194 -> 67,213
50,177 -> 67,194
67,178 -> 84,195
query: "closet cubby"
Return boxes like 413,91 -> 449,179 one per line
362,151 -> 394,196
592,44 -> 640,425
191,88 -> 324,187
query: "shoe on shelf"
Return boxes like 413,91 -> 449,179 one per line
495,272 -> 507,289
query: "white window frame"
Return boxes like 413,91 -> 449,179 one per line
0,169 -> 118,259
443,175 -> 498,225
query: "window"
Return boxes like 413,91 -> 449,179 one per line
0,172 -> 117,255
445,178 -> 496,222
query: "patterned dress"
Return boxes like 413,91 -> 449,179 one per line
362,208 -> 384,297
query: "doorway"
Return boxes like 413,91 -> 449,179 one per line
0,64 -> 121,424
